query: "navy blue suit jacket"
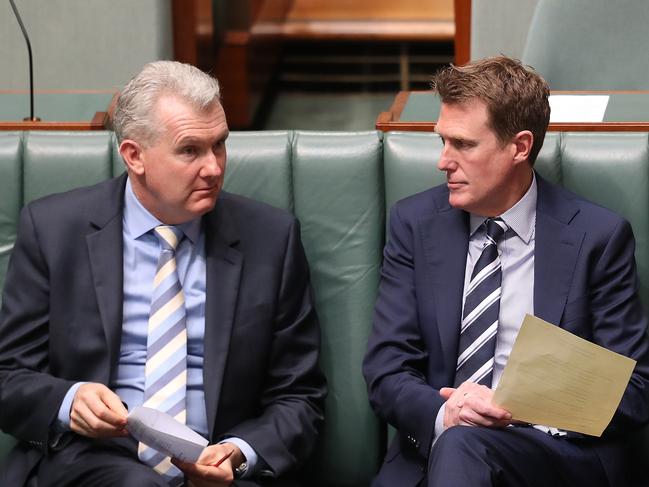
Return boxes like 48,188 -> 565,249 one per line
0,174 -> 326,485
363,175 -> 649,486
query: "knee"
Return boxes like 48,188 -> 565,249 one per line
433,425 -> 488,457
430,425 -> 495,473
113,469 -> 171,487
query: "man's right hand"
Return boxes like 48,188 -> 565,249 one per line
440,383 -> 512,429
69,383 -> 129,438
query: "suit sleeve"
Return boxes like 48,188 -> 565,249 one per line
0,205 -> 74,452
363,204 -> 444,460
587,218 -> 649,436
222,219 -> 326,476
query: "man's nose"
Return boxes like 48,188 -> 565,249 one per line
202,151 -> 223,178
438,144 -> 453,171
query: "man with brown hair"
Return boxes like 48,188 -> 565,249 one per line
363,56 -> 649,486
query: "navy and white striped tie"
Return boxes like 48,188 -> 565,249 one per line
138,225 -> 187,485
455,217 -> 508,387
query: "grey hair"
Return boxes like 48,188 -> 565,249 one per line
112,61 -> 221,145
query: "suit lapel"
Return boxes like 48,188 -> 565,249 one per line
534,176 -> 585,326
421,189 -> 469,379
202,199 -> 242,438
86,174 -> 127,376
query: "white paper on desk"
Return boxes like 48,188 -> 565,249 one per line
549,95 -> 609,122
127,406 -> 209,462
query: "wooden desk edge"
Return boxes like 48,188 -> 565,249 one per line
0,112 -> 108,131
376,121 -> 649,132
376,91 -> 411,128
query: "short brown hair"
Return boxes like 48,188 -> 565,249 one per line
432,56 -> 550,165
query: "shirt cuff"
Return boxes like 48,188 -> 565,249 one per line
219,437 -> 259,478
432,403 -> 446,448
55,382 -> 86,432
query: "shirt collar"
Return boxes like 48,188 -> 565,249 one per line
469,172 -> 537,244
123,177 -> 201,243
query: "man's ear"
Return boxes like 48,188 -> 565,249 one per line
119,139 -> 145,175
512,130 -> 533,165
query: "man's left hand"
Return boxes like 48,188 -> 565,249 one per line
172,442 -> 245,487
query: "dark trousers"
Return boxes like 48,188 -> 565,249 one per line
426,426 -> 609,487
30,435 -> 297,487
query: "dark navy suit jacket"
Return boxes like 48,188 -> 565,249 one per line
363,175 -> 649,486
0,173 -> 326,485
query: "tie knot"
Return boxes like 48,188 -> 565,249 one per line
154,225 -> 183,251
484,218 -> 507,244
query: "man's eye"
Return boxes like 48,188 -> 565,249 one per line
456,141 -> 474,150
181,146 -> 197,155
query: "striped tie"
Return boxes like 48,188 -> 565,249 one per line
138,225 -> 187,485
454,217 -> 508,387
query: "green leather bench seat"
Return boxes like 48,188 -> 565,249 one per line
2,130 -> 649,484
0,130 -> 383,487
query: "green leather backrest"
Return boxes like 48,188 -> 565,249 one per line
0,134 -> 21,298
0,130 -> 383,486
3,129 -> 649,482
223,131 -> 294,212
291,132 -> 384,486
23,132 -> 113,204
560,133 -> 649,307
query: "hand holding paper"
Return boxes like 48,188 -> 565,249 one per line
492,314 -> 636,436
126,406 -> 209,462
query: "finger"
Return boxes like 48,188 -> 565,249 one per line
89,389 -> 127,428
439,387 -> 456,400
71,406 -> 120,437
444,400 -> 464,428
72,396 -> 127,437
173,458 -> 233,483
69,411 -> 93,436
100,388 -> 129,419
459,407 -> 511,428
464,396 -> 511,421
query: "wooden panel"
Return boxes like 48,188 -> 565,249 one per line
172,0 -> 214,70
376,91 -> 649,132
454,0 -> 471,65
272,1 -> 454,42
254,20 -> 454,41
288,0 -> 453,20
215,1 -> 292,128
0,112 -> 107,131
172,0 -> 199,65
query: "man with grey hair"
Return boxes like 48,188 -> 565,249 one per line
0,61 -> 326,487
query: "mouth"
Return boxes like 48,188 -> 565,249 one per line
194,186 -> 219,195
447,181 -> 467,190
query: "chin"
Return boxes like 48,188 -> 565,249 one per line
448,194 -> 470,211
192,198 -> 218,217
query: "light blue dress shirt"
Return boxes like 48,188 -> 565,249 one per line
57,178 -> 257,473
434,174 -> 540,439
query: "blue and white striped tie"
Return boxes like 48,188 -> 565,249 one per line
455,217 -> 508,387
138,225 -> 187,485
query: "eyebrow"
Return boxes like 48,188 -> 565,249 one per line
176,133 -> 229,146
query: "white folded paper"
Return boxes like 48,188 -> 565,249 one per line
549,95 -> 609,123
127,406 -> 209,462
